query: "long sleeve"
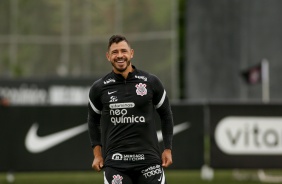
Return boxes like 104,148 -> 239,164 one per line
151,75 -> 174,150
88,102 -> 102,148
156,96 -> 174,150
87,80 -> 103,148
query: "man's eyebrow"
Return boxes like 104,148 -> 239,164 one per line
111,48 -> 127,52
111,49 -> 118,53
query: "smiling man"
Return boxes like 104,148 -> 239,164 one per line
106,38 -> 133,75
87,35 -> 174,184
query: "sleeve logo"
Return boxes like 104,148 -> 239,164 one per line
135,83 -> 147,96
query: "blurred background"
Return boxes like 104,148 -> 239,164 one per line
0,0 -> 179,102
1,0 -> 282,183
1,0 -> 282,102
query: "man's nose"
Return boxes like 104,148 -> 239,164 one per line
117,51 -> 123,58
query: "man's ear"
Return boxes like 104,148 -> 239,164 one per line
130,49 -> 134,59
106,52 -> 110,61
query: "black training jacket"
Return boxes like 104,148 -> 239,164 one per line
88,65 -> 173,170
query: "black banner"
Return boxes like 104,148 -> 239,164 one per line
210,103 -> 282,168
0,106 -> 91,171
0,104 -> 204,171
168,104 -> 204,169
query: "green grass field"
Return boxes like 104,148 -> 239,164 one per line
0,169 -> 279,184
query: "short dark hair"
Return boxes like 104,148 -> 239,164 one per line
108,35 -> 130,50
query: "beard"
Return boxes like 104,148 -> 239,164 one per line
112,58 -> 131,73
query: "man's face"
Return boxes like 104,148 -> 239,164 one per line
106,41 -> 134,73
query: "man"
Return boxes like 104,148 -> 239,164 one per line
88,35 -> 174,184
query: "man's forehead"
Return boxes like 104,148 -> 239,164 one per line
109,41 -> 130,50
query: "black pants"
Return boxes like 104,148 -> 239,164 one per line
103,164 -> 166,184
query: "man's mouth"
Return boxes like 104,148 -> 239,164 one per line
115,59 -> 126,63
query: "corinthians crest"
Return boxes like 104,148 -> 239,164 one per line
135,83 -> 147,96
112,174 -> 123,184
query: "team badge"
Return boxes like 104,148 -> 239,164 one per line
135,83 -> 147,96
112,174 -> 123,184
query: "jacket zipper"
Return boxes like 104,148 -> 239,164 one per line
124,79 -> 128,95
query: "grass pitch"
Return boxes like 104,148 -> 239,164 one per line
0,169 -> 278,184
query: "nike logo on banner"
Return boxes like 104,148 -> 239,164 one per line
25,121 -> 190,154
25,123 -> 88,153
157,122 -> 190,142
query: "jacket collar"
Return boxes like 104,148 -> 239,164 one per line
112,65 -> 138,80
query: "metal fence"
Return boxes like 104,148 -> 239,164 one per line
0,0 -> 179,99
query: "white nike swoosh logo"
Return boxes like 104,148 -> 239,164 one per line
158,175 -> 162,181
25,123 -> 87,153
158,173 -> 162,181
158,168 -> 164,182
108,91 -> 117,95
157,122 -> 190,142
25,121 -> 190,154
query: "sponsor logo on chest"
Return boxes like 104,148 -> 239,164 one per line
109,102 -> 145,125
